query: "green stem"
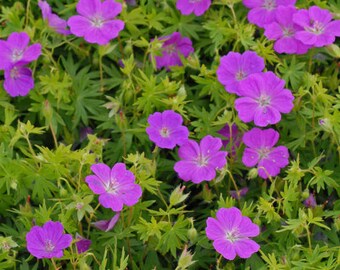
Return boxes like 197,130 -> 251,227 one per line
99,49 -> 104,92
24,135 -> 39,167
25,0 -> 31,28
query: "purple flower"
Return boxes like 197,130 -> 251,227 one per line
26,221 -> 72,259
146,110 -> 189,149
243,0 -> 296,27
68,0 -> 125,45
242,128 -> 289,179
154,32 -> 194,70
218,124 -> 242,155
229,187 -> 249,199
206,207 -> 260,260
293,6 -> 340,47
38,0 -> 71,35
235,72 -> 294,127
174,135 -> 227,184
176,0 -> 211,16
92,212 -> 120,231
75,234 -> 91,254
4,65 -> 34,97
0,32 -> 41,70
263,6 -> 310,54
80,126 -> 94,141
303,193 -> 317,208
216,51 -> 265,95
85,163 -> 142,211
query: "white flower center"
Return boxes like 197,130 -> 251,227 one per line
160,127 -> 170,138
91,16 -> 104,28
282,27 -> 295,37
307,20 -> 325,35
189,0 -> 201,3
164,44 -> 176,54
44,240 -> 55,252
10,67 -> 20,79
106,180 -> 119,194
195,154 -> 209,167
235,70 -> 246,81
225,229 -> 240,243
258,147 -> 271,159
11,49 -> 24,62
257,94 -> 271,107
263,0 -> 276,11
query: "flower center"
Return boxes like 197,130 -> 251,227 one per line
189,0 -> 201,2
225,229 -> 240,243
44,240 -> 55,252
195,154 -> 209,167
258,147 -> 271,159
235,70 -> 246,81
106,180 -> 119,194
257,94 -> 271,107
91,15 -> 104,28
160,127 -> 170,138
282,27 -> 295,37
164,44 -> 176,54
262,0 -> 276,11
10,67 -> 20,79
307,20 -> 325,35
11,49 -> 23,62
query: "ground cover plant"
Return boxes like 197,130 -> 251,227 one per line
0,0 -> 339,269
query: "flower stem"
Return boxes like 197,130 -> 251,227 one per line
25,0 -> 31,28
51,258 -> 59,270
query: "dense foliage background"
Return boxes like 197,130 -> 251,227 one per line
0,0 -> 339,269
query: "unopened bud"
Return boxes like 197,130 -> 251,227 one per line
202,184 -> 214,202
170,185 -> 189,206
177,246 -> 195,270
248,168 -> 258,179
187,227 -> 197,243
319,118 -> 332,133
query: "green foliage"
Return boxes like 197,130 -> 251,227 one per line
0,0 -> 339,269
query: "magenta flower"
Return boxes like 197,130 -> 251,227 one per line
293,6 -> 340,47
92,212 -> 120,231
303,193 -> 317,208
174,135 -> 227,184
38,0 -> 71,35
176,0 -> 211,16
216,51 -> 265,95
206,207 -> 260,260
4,65 -> 35,97
264,6 -> 310,54
218,124 -> 242,155
0,32 -> 41,70
85,163 -> 142,211
243,0 -> 296,27
146,110 -> 189,149
235,72 -> 294,127
68,0 -> 125,45
26,221 -> 72,259
75,234 -> 91,254
229,187 -> 249,199
154,32 -> 194,70
242,128 -> 289,179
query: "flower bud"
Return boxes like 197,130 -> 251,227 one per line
177,246 -> 195,270
248,168 -> 258,179
301,190 -> 310,200
170,185 -> 189,206
187,227 -> 197,243
202,184 -> 214,202
318,118 -> 332,133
